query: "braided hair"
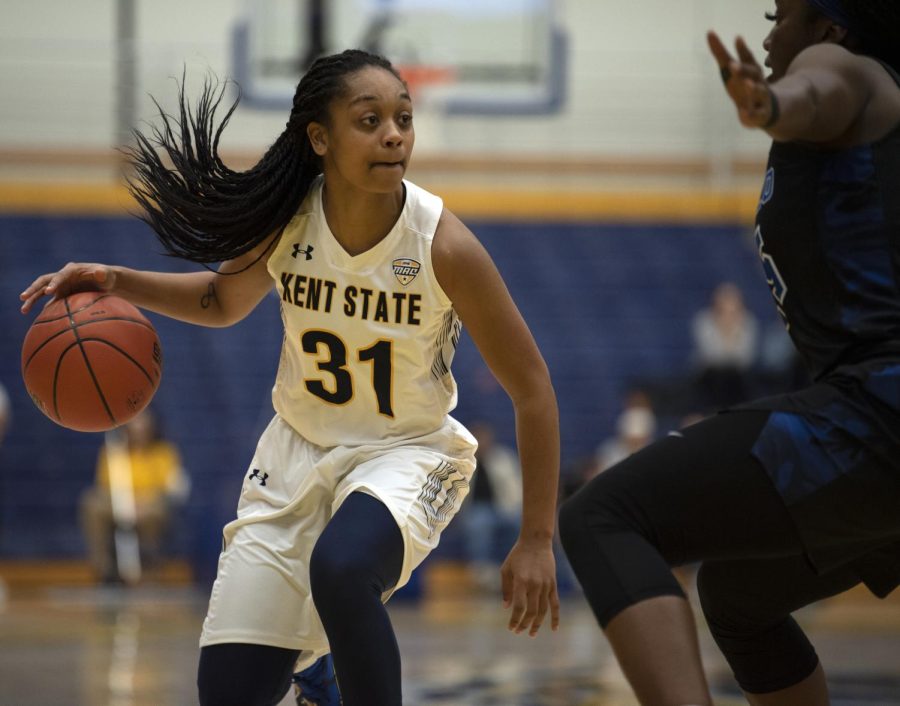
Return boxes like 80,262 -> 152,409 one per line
127,49 -> 403,265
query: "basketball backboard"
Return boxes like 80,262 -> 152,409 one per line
232,0 -> 567,115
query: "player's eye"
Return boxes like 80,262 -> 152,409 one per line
764,11 -> 779,23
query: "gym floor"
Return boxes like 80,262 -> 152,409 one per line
1,565 -> 899,706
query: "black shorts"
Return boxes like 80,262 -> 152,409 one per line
737,359 -> 900,596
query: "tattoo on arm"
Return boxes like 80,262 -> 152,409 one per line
200,282 -> 218,309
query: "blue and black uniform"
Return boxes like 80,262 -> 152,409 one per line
745,76 -> 900,596
559,63 -> 900,695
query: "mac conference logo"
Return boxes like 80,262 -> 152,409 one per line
392,258 -> 421,286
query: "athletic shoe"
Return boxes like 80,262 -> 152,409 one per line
293,654 -> 341,706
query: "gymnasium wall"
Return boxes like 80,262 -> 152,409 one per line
0,0 -> 772,164
0,214 -> 775,578
0,1 -> 780,578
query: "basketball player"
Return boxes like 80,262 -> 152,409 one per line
559,2 -> 900,705
20,50 -> 560,706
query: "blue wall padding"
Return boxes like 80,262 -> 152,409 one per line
0,215 -> 773,578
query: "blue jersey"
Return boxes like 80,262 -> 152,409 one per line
755,118 -> 900,380
742,64 -> 900,596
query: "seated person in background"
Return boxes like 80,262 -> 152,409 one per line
80,407 -> 189,583
459,421 -> 522,591
690,281 -> 759,410
595,403 -> 657,474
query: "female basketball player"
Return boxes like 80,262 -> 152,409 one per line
20,50 -> 560,706
559,2 -> 900,705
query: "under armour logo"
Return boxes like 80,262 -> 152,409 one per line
248,469 -> 268,486
291,243 -> 314,260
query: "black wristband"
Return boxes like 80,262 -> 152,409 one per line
763,87 -> 780,129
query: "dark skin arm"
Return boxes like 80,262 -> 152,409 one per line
708,32 -> 900,145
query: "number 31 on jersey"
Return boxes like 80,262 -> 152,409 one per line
301,329 -> 394,417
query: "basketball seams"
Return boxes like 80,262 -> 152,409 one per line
35,316 -> 155,332
23,319 -> 157,406
31,292 -> 114,324
50,341 -> 83,422
73,317 -> 155,333
23,293 -> 162,432
78,338 -> 157,385
22,326 -> 75,372
64,297 -> 117,428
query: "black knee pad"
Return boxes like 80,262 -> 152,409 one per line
557,490 -> 591,560
697,562 -> 819,694
697,561 -> 747,633
558,473 -> 633,562
558,482 -> 683,627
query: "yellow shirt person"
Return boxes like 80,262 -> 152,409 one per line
80,408 -> 189,584
95,440 -> 186,503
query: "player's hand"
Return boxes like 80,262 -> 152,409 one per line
20,263 -> 116,314
707,31 -> 777,129
500,537 -> 560,637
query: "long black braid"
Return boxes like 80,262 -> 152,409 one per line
126,49 -> 402,266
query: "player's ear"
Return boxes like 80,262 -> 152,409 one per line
307,122 -> 328,156
821,21 -> 848,45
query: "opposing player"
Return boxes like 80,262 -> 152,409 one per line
560,2 -> 900,705
20,49 -> 560,706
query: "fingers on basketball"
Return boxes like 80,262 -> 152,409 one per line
22,291 -> 162,432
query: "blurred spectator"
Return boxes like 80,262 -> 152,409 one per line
0,380 -> 9,448
459,421 -> 522,591
80,408 -> 189,584
690,281 -> 759,410
595,391 -> 658,473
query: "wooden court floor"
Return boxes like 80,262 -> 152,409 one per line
1,568 -> 899,706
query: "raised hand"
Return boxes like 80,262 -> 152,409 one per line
20,263 -> 115,314
708,31 -> 778,129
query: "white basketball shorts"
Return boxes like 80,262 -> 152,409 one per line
199,413 -> 477,663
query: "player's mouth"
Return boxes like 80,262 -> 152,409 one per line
371,160 -> 405,170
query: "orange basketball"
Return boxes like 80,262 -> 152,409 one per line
21,291 -> 163,432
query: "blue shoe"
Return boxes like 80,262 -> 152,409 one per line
293,654 -> 341,706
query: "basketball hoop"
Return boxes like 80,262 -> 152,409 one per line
396,65 -> 456,103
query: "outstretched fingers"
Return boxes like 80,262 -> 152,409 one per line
19,273 -> 61,314
707,30 -> 737,82
708,30 -> 774,128
19,264 -> 110,314
528,582 -> 561,637
503,570 -> 560,637
548,582 -> 561,632
735,35 -> 765,81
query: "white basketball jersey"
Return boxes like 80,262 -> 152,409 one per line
267,177 -> 463,448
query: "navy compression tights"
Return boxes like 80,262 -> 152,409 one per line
197,491 -> 405,706
558,411 -> 861,694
